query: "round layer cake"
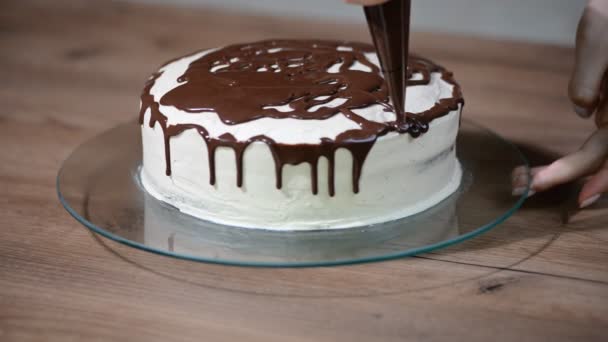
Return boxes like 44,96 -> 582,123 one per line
139,39 -> 464,230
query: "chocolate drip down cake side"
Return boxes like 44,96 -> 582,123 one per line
139,40 -> 464,230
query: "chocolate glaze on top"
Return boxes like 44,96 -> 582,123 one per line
139,40 -> 463,196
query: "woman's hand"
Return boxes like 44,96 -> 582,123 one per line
513,0 -> 608,208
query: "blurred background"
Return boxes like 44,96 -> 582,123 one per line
2,0 -> 590,142
134,0 -> 586,46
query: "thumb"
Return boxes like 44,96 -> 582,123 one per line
578,161 -> 608,207
569,2 -> 608,117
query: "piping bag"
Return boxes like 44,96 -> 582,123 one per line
364,0 -> 412,130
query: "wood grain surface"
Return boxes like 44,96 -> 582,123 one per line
1,0 -> 607,341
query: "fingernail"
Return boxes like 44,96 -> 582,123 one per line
512,187 -> 525,196
512,173 -> 529,187
579,194 -> 601,209
512,172 -> 522,181
574,104 -> 592,118
512,187 -> 535,197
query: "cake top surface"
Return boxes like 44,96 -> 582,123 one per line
140,39 -> 462,145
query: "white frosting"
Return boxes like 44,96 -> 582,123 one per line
140,45 -> 463,230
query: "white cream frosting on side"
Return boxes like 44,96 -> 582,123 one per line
140,46 -> 463,230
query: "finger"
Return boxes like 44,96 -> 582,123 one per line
512,166 -> 544,196
511,165 -> 528,183
512,166 -> 543,186
578,161 -> 608,208
568,4 -> 608,117
532,128 -> 608,191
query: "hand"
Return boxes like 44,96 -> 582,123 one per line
512,0 -> 608,208
345,0 -> 389,5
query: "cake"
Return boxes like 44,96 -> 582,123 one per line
139,39 -> 464,230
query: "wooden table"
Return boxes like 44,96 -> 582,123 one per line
1,1 -> 607,341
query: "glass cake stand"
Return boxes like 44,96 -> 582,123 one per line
57,120 -> 530,267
